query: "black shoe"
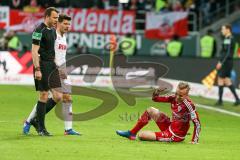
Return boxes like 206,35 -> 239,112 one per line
215,101 -> 223,106
233,100 -> 240,106
30,117 -> 39,133
38,129 -> 52,136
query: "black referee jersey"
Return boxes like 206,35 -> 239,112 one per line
32,23 -> 61,91
32,23 -> 56,61
218,35 -> 236,78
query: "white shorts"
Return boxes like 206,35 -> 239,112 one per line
61,77 -> 72,94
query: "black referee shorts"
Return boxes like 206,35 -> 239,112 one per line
218,61 -> 233,78
34,60 -> 61,91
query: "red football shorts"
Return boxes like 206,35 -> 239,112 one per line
155,112 -> 184,142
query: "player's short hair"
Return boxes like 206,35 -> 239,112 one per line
178,82 -> 190,91
44,7 -> 59,18
223,24 -> 232,33
58,14 -> 72,23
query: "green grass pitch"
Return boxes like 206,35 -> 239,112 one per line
0,85 -> 240,160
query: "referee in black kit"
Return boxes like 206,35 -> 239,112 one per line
31,7 -> 62,136
215,24 -> 240,106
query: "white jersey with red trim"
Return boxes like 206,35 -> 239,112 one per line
54,31 -> 67,67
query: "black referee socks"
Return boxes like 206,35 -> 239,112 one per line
36,101 -> 46,131
45,98 -> 57,114
228,85 -> 239,101
218,86 -> 224,103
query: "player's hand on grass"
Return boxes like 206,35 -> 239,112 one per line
189,141 -> 199,144
35,70 -> 42,80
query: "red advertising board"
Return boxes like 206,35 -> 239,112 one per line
9,9 -> 43,32
5,8 -> 135,34
59,8 -> 135,34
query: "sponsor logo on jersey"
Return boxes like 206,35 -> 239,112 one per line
58,44 -> 67,50
177,105 -> 182,112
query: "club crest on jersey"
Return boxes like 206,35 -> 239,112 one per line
59,44 -> 67,50
177,106 -> 182,112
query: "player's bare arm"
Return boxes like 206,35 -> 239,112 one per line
32,44 -> 41,80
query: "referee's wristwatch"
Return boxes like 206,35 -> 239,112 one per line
35,66 -> 40,71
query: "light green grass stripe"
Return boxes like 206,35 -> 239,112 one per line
196,104 -> 240,117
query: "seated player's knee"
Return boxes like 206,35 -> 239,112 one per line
39,91 -> 48,102
147,107 -> 160,118
147,107 -> 155,113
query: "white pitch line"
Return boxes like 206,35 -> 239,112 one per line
196,104 -> 240,117
0,121 -> 19,123
0,121 -> 8,123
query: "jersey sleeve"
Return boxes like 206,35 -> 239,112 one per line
183,99 -> 201,143
152,94 -> 175,103
32,27 -> 43,45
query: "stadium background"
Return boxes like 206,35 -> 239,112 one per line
1,0 -> 240,160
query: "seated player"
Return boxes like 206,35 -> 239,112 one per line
116,82 -> 201,144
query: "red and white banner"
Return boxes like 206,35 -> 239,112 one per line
0,7 -> 9,29
145,12 -> 188,39
4,8 -> 135,34
59,8 -> 135,34
9,9 -> 43,32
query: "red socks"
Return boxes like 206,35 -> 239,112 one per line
130,111 -> 171,135
130,111 -> 151,135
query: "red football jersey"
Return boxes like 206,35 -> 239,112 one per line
152,94 -> 201,143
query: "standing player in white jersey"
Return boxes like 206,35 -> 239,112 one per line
23,14 -> 80,135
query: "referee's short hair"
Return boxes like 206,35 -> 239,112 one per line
44,7 -> 59,18
58,14 -> 72,22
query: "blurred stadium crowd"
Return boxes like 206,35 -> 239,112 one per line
1,0 -> 239,25
0,0 -> 236,11
1,0 -> 202,10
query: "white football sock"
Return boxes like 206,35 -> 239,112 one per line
62,102 -> 72,130
26,104 -> 37,123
